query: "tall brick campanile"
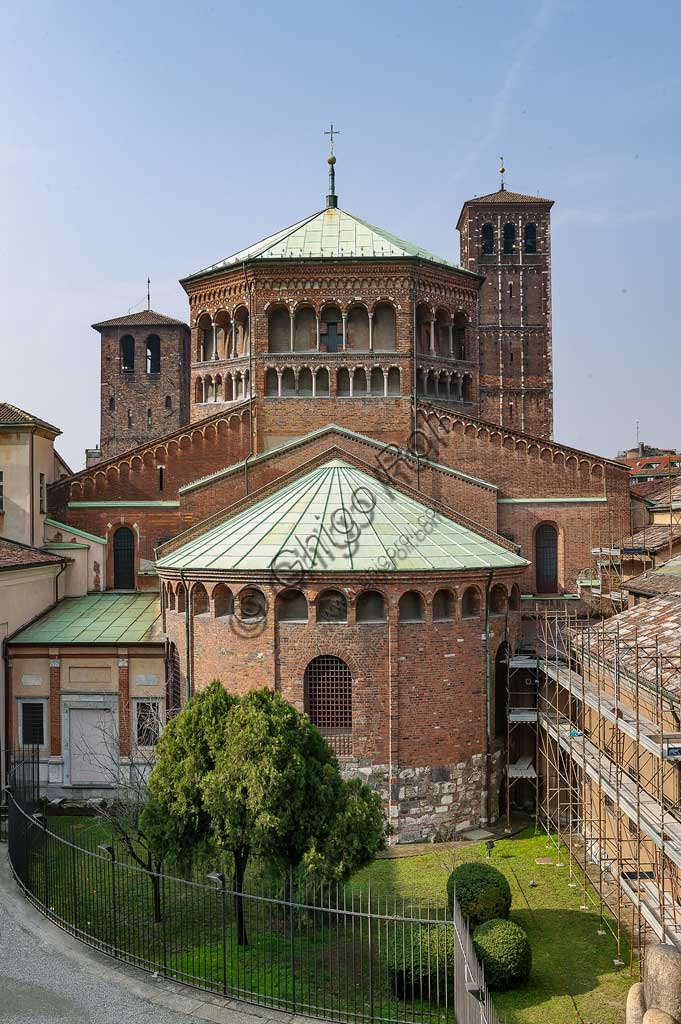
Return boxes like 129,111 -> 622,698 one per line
92,310 -> 191,462
457,184 -> 554,438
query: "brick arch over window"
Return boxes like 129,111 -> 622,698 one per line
304,655 -> 352,755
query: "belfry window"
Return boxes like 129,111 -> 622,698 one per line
146,335 -> 161,374
120,335 -> 135,371
481,223 -> 494,255
524,223 -> 537,254
502,223 -> 516,254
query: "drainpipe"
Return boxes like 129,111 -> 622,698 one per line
30,429 -> 35,545
180,571 -> 191,703
484,570 -> 494,823
412,268 -> 420,490
54,558 -> 68,604
243,261 -> 254,492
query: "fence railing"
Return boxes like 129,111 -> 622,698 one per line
6,754 -> 499,1024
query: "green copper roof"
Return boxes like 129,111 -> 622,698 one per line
182,207 -> 474,281
10,593 -> 162,645
157,460 -> 526,574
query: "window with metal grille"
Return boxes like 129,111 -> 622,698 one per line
304,656 -> 352,755
21,702 -> 45,746
136,700 -> 161,746
39,473 -> 46,513
535,523 -> 558,594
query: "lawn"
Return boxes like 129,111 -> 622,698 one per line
354,829 -> 634,1024
44,817 -> 634,1024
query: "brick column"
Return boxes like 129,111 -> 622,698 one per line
49,656 -> 61,755
118,655 -> 130,758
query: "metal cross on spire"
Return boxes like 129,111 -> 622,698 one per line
325,122 -> 340,156
499,155 -> 506,192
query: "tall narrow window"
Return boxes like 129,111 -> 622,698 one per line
146,335 -> 161,374
481,223 -> 494,255
135,700 -> 161,746
535,523 -> 559,594
113,526 -> 135,590
502,223 -> 516,254
39,473 -> 46,513
147,408 -> 152,430
127,408 -> 133,428
158,466 -> 164,492
524,223 -> 537,254
120,335 -> 135,371
109,395 -> 115,412
164,395 -> 172,410
20,702 -> 45,745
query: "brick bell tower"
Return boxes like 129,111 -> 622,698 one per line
92,309 -> 191,462
457,161 -> 554,438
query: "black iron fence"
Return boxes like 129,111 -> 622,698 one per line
6,753 -> 499,1024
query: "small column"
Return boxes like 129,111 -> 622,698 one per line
349,370 -> 354,397
49,657 -> 61,756
293,367 -> 300,396
212,325 -> 218,360
312,369 -> 317,397
342,313 -> 347,350
368,312 -> 374,351
382,369 -> 389,396
448,322 -> 454,357
202,378 -> 207,403
316,315 -> 321,350
118,655 -> 130,758
429,319 -> 436,355
289,309 -> 295,352
276,369 -> 283,397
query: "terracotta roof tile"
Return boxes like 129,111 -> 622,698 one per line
91,309 -> 189,330
462,188 -> 553,205
619,525 -> 681,553
0,402 -> 61,435
0,537 -> 70,571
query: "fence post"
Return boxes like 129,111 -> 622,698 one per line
99,845 -> 116,953
33,813 -> 48,910
289,864 -> 296,1013
367,882 -> 374,1024
208,872 -> 228,997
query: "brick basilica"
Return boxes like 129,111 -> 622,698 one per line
14,154 -> 633,840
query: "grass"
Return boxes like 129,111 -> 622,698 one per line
354,828 -> 634,1024
41,817 -> 634,1024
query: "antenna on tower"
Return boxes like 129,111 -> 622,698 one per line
147,277 -> 151,311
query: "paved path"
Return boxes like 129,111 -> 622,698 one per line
0,852 -> 290,1024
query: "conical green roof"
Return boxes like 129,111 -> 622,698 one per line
156,460 -> 526,574
181,207 -> 477,281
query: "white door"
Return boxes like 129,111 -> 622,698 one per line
69,707 -> 116,784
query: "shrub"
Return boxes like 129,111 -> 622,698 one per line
446,861 -> 511,929
472,918 -> 532,990
386,923 -> 454,999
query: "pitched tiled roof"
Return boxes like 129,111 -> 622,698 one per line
0,403 -> 61,435
625,566 -> 681,599
0,537 -> 69,571
10,593 -> 162,645
91,309 -> 189,330
182,207 -> 479,282
618,525 -> 681,553
462,188 -> 553,205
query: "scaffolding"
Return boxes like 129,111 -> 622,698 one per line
506,606 -> 681,974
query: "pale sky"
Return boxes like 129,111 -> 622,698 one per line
1,0 -> 679,469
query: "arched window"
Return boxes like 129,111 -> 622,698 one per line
167,584 -> 176,611
494,643 -> 508,740
127,408 -> 133,427
147,408 -> 152,430
268,307 -> 290,353
120,335 -> 135,371
265,368 -> 279,397
197,314 -> 213,361
373,303 -> 396,350
370,366 -> 384,395
453,312 -> 467,360
433,589 -> 456,621
356,590 -> 387,623
113,526 -> 135,590
293,307 -> 316,351
502,223 -> 516,254
304,655 -> 352,755
276,589 -> 308,622
481,223 -> 494,255
281,367 -> 296,396
298,367 -> 313,396
352,367 -> 367,395
524,223 -> 537,254
509,584 -> 521,611
337,367 -> 350,397
490,584 -> 507,616
320,305 -> 343,352
146,335 -> 161,374
399,591 -> 424,623
109,395 -> 115,412
536,524 -> 559,594
213,584 -> 233,618
192,583 -> 209,617
317,590 -> 347,623
239,587 -> 266,620
316,367 -> 330,396
165,395 -> 172,410
176,583 -> 186,613
346,306 -> 370,350
462,586 -> 481,619
387,367 -> 400,395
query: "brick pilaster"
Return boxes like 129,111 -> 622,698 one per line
49,657 -> 61,755
118,655 -> 130,757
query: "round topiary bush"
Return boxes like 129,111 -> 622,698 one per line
446,862 -> 512,929
386,924 -> 454,999
472,918 -> 532,990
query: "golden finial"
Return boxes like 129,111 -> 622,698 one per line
499,156 -> 506,191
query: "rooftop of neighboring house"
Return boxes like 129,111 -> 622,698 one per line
0,537 -> 70,572
616,525 -> 681,554
9,592 -> 162,645
625,556 -> 681,599
0,402 -> 61,437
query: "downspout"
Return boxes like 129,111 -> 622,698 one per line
243,261 -> 254,494
180,571 -> 191,704
484,570 -> 494,823
54,558 -> 68,604
412,267 -> 420,491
